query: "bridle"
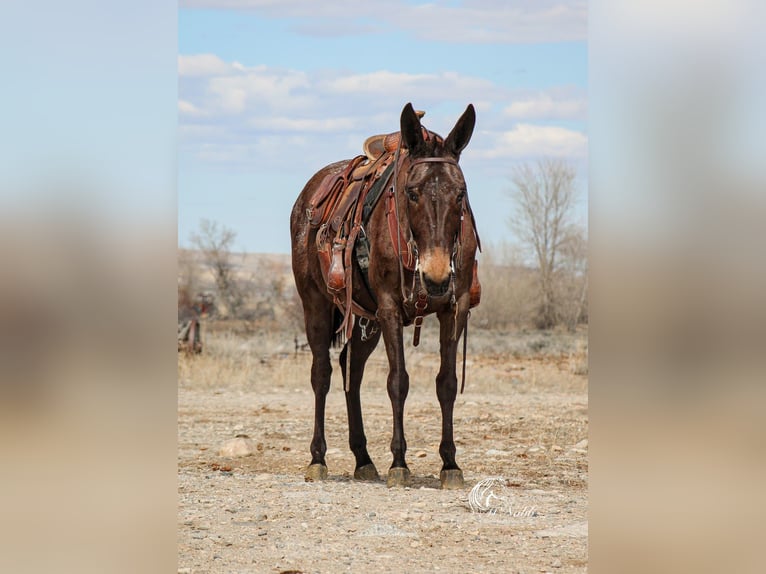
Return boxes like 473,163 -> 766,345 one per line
393,151 -> 466,307
388,148 -> 477,356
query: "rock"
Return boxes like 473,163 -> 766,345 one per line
485,449 -> 511,456
573,439 -> 588,449
415,450 -> 427,458
552,558 -> 563,568
218,437 -> 256,457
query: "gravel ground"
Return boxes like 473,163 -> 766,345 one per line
178,329 -> 588,573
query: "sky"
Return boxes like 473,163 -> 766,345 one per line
178,0 -> 588,254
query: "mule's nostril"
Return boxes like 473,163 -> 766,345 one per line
423,275 -> 450,296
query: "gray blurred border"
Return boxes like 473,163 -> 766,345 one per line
1,1 -> 178,573
590,1 -> 766,572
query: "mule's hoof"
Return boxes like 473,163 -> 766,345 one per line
440,469 -> 464,489
354,463 -> 380,482
386,467 -> 411,488
304,463 -> 328,482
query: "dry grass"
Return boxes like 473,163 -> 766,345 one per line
179,249 -> 586,334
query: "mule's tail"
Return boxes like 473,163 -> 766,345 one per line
331,308 -> 344,348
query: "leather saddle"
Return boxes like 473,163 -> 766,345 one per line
306,149 -> 397,337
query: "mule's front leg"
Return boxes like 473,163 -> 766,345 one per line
378,305 -> 411,487
436,307 -> 467,489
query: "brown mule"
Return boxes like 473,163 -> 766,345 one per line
290,103 -> 481,489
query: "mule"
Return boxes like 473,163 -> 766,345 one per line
290,103 -> 480,489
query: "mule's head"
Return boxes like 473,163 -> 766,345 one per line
399,102 -> 476,297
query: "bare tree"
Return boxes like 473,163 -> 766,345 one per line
190,219 -> 244,318
556,224 -> 588,331
509,159 -> 581,329
177,248 -> 201,322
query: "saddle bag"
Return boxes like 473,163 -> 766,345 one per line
469,260 -> 481,308
327,240 -> 346,292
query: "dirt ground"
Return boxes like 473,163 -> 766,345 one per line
178,326 -> 588,573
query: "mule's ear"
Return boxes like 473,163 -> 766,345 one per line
444,104 -> 476,158
400,102 -> 426,155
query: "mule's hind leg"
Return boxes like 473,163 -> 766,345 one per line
339,319 -> 382,481
303,295 -> 336,482
435,307 -> 467,489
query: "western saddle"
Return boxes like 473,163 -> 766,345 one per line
305,111 -> 481,345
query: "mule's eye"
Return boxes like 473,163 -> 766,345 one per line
456,191 -> 466,203
407,190 -> 419,202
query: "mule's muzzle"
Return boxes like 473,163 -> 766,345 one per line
423,274 -> 451,297
418,248 -> 453,297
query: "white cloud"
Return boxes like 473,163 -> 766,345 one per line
180,59 -> 501,119
179,0 -> 587,44
323,70 -> 497,102
180,61 -> 312,114
208,69 -> 310,110
390,0 -> 587,44
477,124 -> 588,159
178,54 -> 234,77
178,55 -> 588,170
503,93 -> 588,120
179,0 -> 358,16
248,116 -> 358,133
327,70 -> 435,94
178,99 -> 205,116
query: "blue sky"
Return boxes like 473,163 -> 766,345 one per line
178,1 -> 588,254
